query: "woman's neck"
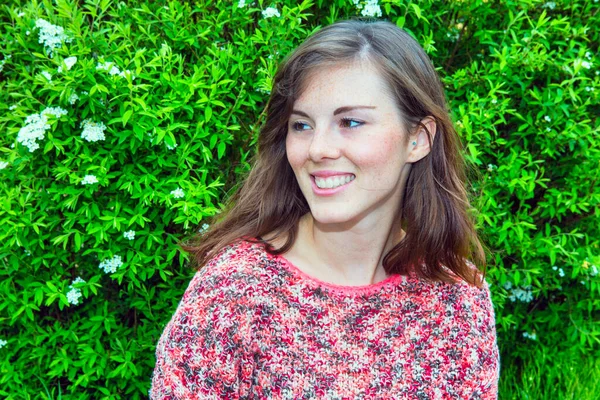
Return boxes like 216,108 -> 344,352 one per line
285,213 -> 405,286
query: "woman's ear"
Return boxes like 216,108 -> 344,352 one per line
406,116 -> 436,163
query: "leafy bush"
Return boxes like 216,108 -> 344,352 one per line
0,0 -> 598,398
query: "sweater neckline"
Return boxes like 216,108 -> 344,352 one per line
254,241 -> 412,296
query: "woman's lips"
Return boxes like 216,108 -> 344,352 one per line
309,174 -> 355,196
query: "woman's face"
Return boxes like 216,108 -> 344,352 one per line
286,61 -> 420,229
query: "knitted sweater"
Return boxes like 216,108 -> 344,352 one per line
150,239 -> 500,399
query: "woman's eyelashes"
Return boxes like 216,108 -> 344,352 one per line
290,117 -> 364,132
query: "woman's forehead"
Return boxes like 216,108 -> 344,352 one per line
292,62 -> 394,110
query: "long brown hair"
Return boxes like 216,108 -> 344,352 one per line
181,18 -> 486,287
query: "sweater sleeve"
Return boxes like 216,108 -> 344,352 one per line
457,279 -> 501,400
150,253 -> 256,399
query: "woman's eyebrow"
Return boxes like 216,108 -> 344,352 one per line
291,105 -> 377,118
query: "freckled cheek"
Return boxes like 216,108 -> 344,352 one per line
285,137 -> 307,172
351,139 -> 405,185
352,138 -> 403,170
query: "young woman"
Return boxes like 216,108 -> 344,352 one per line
151,19 -> 500,399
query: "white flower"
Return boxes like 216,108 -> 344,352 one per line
68,93 -> 80,104
262,6 -> 280,18
97,61 -> 119,74
41,71 -> 52,81
491,99 -> 497,104
26,30 -> 30,35
17,107 -> 68,152
35,19 -> 72,57
585,51 -> 592,60
591,265 -> 598,276
66,287 -> 82,305
238,0 -> 246,7
0,339 -> 7,348
99,255 -> 123,274
9,104 -> 16,110
199,223 -> 210,234
487,164 -> 495,172
171,187 -> 185,199
544,115 -> 551,122
96,61 -> 135,80
523,332 -> 537,340
541,1 -> 556,9
123,230 -> 135,240
585,86 -> 593,92
552,265 -> 557,270
81,174 -> 98,185
80,119 -> 107,142
360,0 -> 382,17
546,127 -> 551,132
44,107 -> 68,118
0,161 -> 8,169
71,276 -> 86,285
558,268 -> 565,278
508,285 -> 534,302
581,60 -> 591,69
58,56 -> 77,73
166,142 -> 178,150
18,11 -> 25,17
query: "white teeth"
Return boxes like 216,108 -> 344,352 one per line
314,175 -> 355,189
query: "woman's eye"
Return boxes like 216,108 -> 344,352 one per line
340,117 -> 363,129
291,121 -> 311,131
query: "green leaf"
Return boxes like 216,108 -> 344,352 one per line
122,110 -> 133,127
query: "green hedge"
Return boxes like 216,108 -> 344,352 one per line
0,0 -> 598,398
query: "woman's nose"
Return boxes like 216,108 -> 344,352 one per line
308,127 -> 340,161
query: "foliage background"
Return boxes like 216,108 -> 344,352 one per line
0,0 -> 598,398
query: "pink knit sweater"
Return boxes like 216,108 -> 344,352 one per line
150,239 -> 500,399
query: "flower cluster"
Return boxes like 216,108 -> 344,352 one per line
262,6 -> 280,18
96,61 -> 135,80
17,107 -> 68,152
238,0 -> 246,7
503,281 -> 534,302
171,187 -> 185,199
551,265 -> 566,278
166,142 -> 178,150
541,1 -> 556,9
80,119 -> 107,142
0,339 -> 7,349
123,230 -> 135,240
99,255 -> 123,274
0,54 -> 11,72
487,164 -> 497,172
58,56 -> 77,73
66,276 -> 86,305
199,223 -> 210,234
35,19 -> 72,57
81,175 -> 98,185
353,0 -> 383,18
69,93 -> 80,105
522,331 -> 537,340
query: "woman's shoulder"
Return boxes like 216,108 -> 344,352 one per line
186,238 -> 268,300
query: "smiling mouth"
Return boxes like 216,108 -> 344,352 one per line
311,174 -> 355,189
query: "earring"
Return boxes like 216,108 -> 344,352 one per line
412,141 -> 417,145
